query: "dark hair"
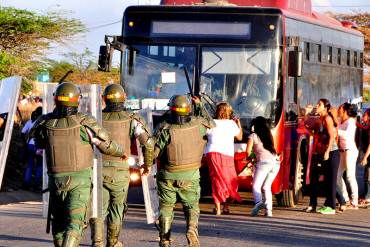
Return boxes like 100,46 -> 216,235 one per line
342,102 -> 357,118
31,107 -> 43,122
319,98 -> 338,127
251,116 -> 276,155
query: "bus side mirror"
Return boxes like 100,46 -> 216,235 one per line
288,50 -> 302,77
98,45 -> 112,72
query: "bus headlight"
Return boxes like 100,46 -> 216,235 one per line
130,172 -> 140,182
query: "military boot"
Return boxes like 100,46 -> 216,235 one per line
159,217 -> 172,247
90,218 -> 104,247
185,211 -> 200,247
62,232 -> 80,247
106,223 -> 123,247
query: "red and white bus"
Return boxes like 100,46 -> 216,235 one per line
99,0 -> 364,206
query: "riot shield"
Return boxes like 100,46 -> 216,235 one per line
0,76 -> 22,189
40,83 -> 103,219
137,108 -> 159,224
40,83 -> 57,218
79,84 -> 103,219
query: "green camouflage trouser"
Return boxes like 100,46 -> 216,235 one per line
49,172 -> 92,244
157,178 -> 201,244
102,167 -> 130,224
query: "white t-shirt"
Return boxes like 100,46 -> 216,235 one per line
338,117 -> 357,150
205,119 -> 240,157
22,119 -> 35,145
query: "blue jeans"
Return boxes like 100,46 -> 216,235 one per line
23,144 -> 42,186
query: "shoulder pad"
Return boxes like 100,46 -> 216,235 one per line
79,112 -> 110,141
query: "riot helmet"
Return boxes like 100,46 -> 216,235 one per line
168,95 -> 192,124
103,84 -> 126,112
54,82 -> 80,107
53,82 -> 80,116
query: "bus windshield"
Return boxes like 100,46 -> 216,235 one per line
200,47 -> 281,122
123,45 -> 196,111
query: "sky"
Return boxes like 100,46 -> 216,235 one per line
1,0 -> 369,63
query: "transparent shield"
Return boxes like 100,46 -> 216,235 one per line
40,83 -> 103,219
0,76 -> 22,189
137,108 -> 159,224
79,84 -> 103,219
40,83 -> 57,218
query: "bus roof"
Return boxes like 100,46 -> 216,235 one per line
159,0 -> 363,37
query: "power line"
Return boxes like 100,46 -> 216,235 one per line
87,20 -> 122,30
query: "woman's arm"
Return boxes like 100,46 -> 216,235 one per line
246,137 -> 254,157
323,116 -> 335,160
234,118 -> 243,141
361,135 -> 370,166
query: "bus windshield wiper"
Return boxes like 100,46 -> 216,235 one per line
183,67 -> 194,97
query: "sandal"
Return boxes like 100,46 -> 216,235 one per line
213,208 -> 221,216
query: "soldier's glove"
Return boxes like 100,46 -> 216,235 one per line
86,127 -> 102,146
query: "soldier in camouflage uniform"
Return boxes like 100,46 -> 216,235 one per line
90,84 -> 154,247
145,95 -> 214,247
31,82 -> 125,247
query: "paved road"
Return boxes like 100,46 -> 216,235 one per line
0,193 -> 369,247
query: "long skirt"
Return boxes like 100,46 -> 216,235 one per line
206,152 -> 242,204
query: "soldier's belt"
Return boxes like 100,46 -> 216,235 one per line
165,162 -> 201,173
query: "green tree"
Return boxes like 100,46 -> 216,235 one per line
0,7 -> 85,93
48,48 -> 120,85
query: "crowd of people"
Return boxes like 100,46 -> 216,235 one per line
5,81 -> 366,247
305,99 -> 370,215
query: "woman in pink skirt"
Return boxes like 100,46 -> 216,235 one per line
205,102 -> 243,215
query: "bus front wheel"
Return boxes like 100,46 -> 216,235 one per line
277,139 -> 307,207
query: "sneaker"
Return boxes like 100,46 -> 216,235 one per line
265,210 -> 273,217
305,206 -> 316,213
316,206 -> 326,213
251,201 -> 264,216
319,206 -> 336,215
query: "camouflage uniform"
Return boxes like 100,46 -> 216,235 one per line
149,95 -> 214,247
32,83 -> 124,247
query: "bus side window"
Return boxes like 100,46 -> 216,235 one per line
337,48 -> 341,65
346,50 -> 350,66
304,42 -> 310,61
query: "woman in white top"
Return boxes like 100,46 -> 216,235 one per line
205,102 -> 243,215
337,103 -> 359,208
246,116 -> 280,217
